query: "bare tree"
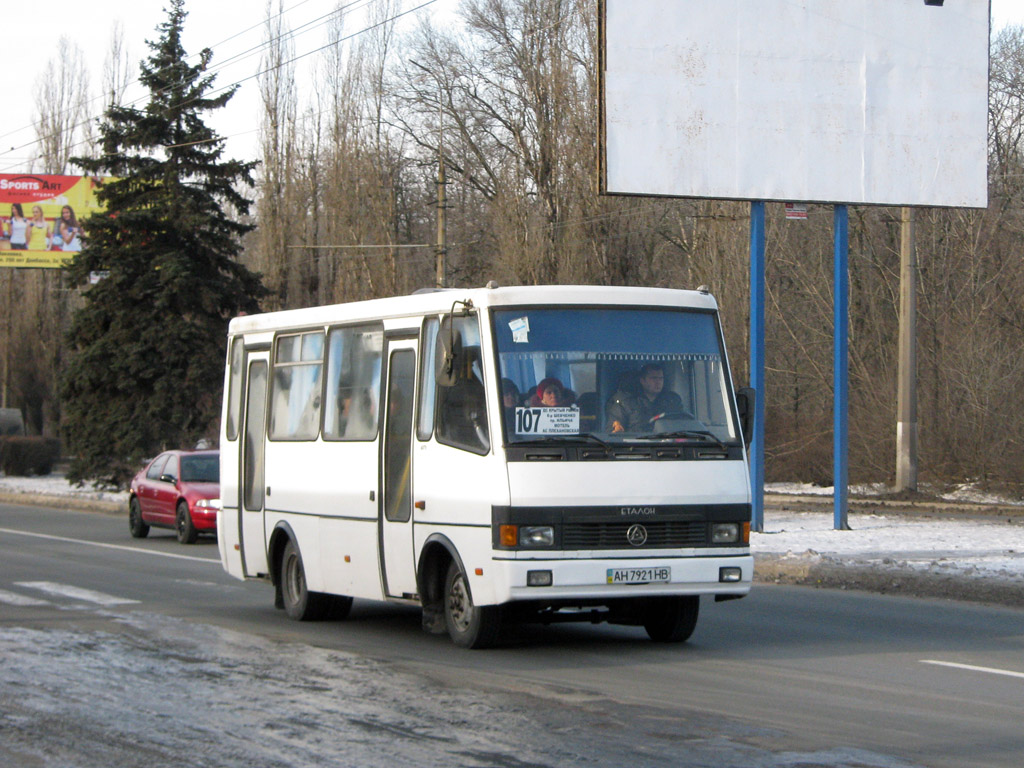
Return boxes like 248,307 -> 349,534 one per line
226,4 -> 1024,495
33,37 -> 91,174
255,0 -> 299,308
103,22 -> 134,110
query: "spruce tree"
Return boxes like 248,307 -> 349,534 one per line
62,0 -> 266,485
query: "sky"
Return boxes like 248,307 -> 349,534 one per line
0,0 -> 454,171
0,0 -> 1021,173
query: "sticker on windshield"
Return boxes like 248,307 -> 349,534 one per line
509,316 -> 530,343
515,406 -> 580,435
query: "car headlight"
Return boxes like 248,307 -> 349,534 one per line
711,522 -> 740,544
194,498 -> 222,512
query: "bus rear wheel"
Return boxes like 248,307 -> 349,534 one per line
444,561 -> 502,649
643,596 -> 699,643
281,539 -> 332,621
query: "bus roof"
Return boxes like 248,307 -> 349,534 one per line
227,284 -> 719,336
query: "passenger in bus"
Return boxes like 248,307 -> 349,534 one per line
607,363 -> 683,432
501,378 -> 520,433
528,377 -> 575,407
438,375 -> 489,452
334,387 -> 376,438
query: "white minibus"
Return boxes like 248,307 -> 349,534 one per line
218,284 -> 755,648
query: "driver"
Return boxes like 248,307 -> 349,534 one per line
607,363 -> 683,433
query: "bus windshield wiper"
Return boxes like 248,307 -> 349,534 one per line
635,430 -> 727,450
514,433 -> 609,448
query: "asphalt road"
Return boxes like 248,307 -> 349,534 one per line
2,501 -> 1022,768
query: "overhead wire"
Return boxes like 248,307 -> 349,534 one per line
0,0 -> 319,149
5,0 -> 704,261
0,0 -> 413,171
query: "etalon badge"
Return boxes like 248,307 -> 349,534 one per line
626,524 -> 648,547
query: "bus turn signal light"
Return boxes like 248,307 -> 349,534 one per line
500,525 -> 518,547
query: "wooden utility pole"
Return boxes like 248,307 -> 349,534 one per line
896,206 -> 918,491
2,271 -> 11,409
436,152 -> 446,288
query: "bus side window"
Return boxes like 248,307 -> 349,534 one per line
269,331 -> 324,441
225,336 -> 244,441
417,317 -> 439,441
434,317 -> 489,455
323,324 -> 383,441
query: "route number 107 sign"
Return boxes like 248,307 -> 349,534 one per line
515,406 -> 580,435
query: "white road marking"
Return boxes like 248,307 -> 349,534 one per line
921,659 -> 1024,680
15,581 -> 140,606
0,526 -> 218,563
0,588 -> 50,606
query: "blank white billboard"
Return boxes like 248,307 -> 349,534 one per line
600,0 -> 990,208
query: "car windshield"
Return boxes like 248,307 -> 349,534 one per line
493,307 -> 738,445
180,454 -> 219,483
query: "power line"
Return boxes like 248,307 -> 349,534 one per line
0,0 -> 325,151
1,0 -> 420,171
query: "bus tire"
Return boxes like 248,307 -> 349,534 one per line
444,561 -> 501,649
643,596 -> 699,643
281,539 -> 331,621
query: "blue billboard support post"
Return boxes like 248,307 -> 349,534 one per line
833,205 -> 850,530
749,201 -> 766,533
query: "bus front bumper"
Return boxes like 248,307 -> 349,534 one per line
481,553 -> 753,605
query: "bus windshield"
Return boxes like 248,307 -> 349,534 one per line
493,307 -> 738,445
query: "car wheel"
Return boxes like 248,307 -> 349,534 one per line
175,501 -> 198,544
643,596 -> 699,643
444,560 -> 502,649
128,497 -> 149,539
280,540 -> 332,621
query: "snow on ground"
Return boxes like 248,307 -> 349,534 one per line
0,472 -> 128,506
761,483 -> 1024,584
755,511 -> 1024,585
2,473 -> 1023,586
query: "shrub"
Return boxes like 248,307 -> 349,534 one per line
0,437 -> 61,477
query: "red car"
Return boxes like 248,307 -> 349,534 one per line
128,449 -> 220,544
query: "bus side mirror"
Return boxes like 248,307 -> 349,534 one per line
735,387 -> 755,445
436,315 -> 463,387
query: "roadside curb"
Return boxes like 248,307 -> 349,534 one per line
754,553 -> 1024,608
0,490 -> 122,516
764,493 -> 1024,519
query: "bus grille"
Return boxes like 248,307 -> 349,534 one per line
562,521 -> 708,549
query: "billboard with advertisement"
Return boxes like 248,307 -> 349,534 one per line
0,174 -> 109,268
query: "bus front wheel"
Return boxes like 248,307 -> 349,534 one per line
281,539 -> 332,621
643,596 -> 699,643
444,561 -> 502,649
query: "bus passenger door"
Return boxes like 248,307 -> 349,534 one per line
380,338 -> 419,598
240,352 -> 270,577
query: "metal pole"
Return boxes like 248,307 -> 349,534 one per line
896,206 -> 918,491
750,201 -> 766,532
833,205 -> 850,530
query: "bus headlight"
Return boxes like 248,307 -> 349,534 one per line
520,525 -> 555,547
711,523 -> 740,544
